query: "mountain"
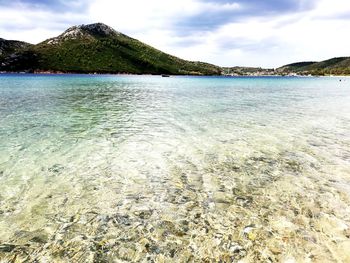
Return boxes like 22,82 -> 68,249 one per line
278,57 -> 350,75
2,24 -> 350,76
0,23 -> 221,75
0,38 -> 32,59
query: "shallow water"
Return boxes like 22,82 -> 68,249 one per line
0,74 -> 349,262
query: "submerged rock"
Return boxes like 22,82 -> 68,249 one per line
0,244 -> 16,253
48,164 -> 65,173
235,196 -> 253,207
30,234 -> 48,244
134,210 -> 153,220
243,225 -> 257,241
112,214 -> 131,226
228,244 -> 247,259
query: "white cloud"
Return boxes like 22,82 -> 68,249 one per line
154,0 -> 350,67
0,5 -> 86,43
88,0 -> 200,33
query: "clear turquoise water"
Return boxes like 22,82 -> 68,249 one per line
0,75 -> 350,262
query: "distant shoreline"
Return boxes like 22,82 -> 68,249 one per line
1,71 -> 349,77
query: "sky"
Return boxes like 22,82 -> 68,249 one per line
0,0 -> 350,68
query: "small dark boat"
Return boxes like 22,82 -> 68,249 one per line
162,74 -> 170,77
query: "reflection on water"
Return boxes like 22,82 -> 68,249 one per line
0,75 -> 350,262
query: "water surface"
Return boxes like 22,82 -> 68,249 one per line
0,75 -> 350,262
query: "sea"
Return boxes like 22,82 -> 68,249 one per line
0,74 -> 349,262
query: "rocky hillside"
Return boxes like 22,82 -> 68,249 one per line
0,38 -> 32,59
0,23 -> 221,75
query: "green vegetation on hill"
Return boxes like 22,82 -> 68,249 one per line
0,38 -> 32,60
278,57 -> 350,75
2,24 -> 350,76
0,23 -> 221,75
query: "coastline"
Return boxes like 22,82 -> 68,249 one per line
1,70 -> 349,77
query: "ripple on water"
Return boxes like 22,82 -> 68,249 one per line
0,76 -> 350,262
